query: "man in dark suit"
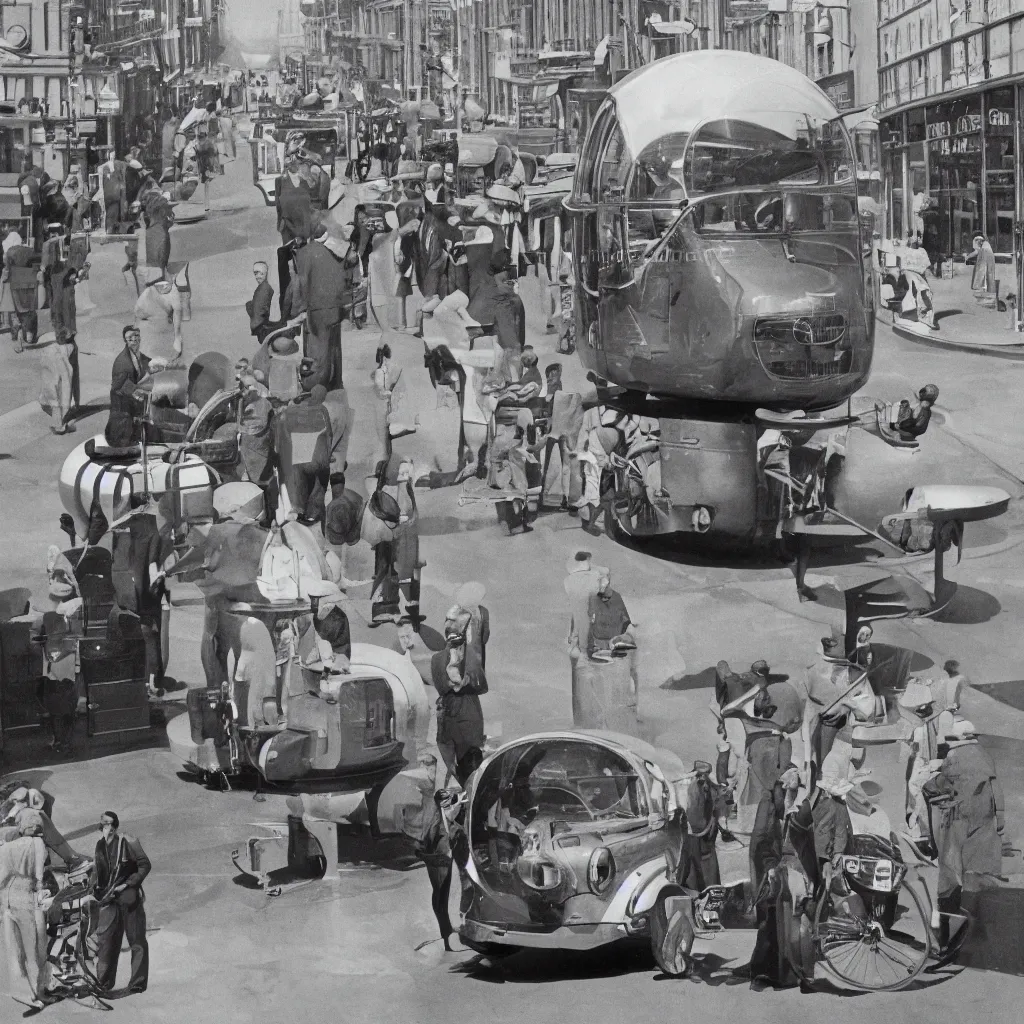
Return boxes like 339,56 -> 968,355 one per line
245,260 -> 275,342
92,809 -> 151,995
294,179 -> 355,390
105,324 -> 151,446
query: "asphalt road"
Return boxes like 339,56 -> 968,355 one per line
2,148 -> 1024,1021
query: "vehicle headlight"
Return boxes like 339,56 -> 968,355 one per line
588,847 -> 615,895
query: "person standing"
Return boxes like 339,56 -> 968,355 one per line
246,261 -> 276,342
295,181 -> 354,391
143,189 -> 174,280
2,231 -> 40,351
92,810 -> 151,995
923,720 -> 1005,948
105,325 -> 151,447
586,567 -> 633,658
219,108 -> 236,161
161,109 -> 180,177
275,147 -> 313,303
38,329 -> 78,435
100,151 -> 128,235
431,612 -> 488,781
276,385 -> 333,525
0,818 -> 53,1010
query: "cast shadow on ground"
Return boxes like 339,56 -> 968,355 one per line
660,667 -> 790,691
66,402 -> 108,423
336,826 -> 423,871
933,309 -> 963,324
928,585 -> 1001,625
452,939 -> 654,984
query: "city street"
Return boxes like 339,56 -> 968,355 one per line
2,141 -> 1024,1022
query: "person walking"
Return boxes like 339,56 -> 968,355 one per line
2,231 -> 40,351
143,189 -> 174,280
218,109 -> 236,161
92,810 -> 151,995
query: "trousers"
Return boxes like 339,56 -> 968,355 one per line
94,893 -> 148,992
1,882 -> 49,1007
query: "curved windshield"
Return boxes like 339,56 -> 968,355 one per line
471,740 -> 649,843
691,190 -> 859,237
685,111 -> 854,195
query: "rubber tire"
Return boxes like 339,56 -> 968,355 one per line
814,880 -> 932,992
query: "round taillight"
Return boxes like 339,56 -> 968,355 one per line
588,847 -> 615,895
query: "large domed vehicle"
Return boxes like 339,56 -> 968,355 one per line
563,52 -> 1010,585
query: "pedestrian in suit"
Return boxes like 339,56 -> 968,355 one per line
92,810 -> 150,995
246,261 -> 276,342
105,325 -> 151,446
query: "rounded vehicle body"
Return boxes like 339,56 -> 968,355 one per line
59,351 -> 243,538
459,730 -> 688,952
565,51 -> 873,411
168,641 -> 430,787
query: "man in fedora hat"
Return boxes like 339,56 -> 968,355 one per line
293,178 -> 353,391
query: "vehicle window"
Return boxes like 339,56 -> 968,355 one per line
686,112 -> 854,195
578,102 -> 612,199
596,121 -> 633,202
471,740 -> 648,849
691,192 -> 858,236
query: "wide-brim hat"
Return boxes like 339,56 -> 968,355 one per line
369,488 -> 401,527
898,681 -> 933,710
393,160 -> 423,181
485,183 -> 521,206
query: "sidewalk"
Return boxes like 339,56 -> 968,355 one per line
885,260 -> 1024,357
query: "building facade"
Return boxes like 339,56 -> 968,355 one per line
877,0 -> 1024,257
70,1 -> 225,164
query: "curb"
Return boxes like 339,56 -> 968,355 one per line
879,312 -> 1024,360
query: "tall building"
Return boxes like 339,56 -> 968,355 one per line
722,1 -> 877,112
876,0 -> 1024,258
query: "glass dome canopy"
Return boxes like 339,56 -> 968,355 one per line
605,50 -> 843,161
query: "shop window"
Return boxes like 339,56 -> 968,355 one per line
1014,19 -> 1024,73
967,33 -> 985,84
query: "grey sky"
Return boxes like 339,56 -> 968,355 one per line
225,0 -> 283,44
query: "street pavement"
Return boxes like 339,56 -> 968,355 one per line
2,150 -> 1024,1019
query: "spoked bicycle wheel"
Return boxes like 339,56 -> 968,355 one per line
814,880 -> 932,991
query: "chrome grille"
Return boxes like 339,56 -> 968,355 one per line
754,313 -> 848,346
753,312 -> 853,381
